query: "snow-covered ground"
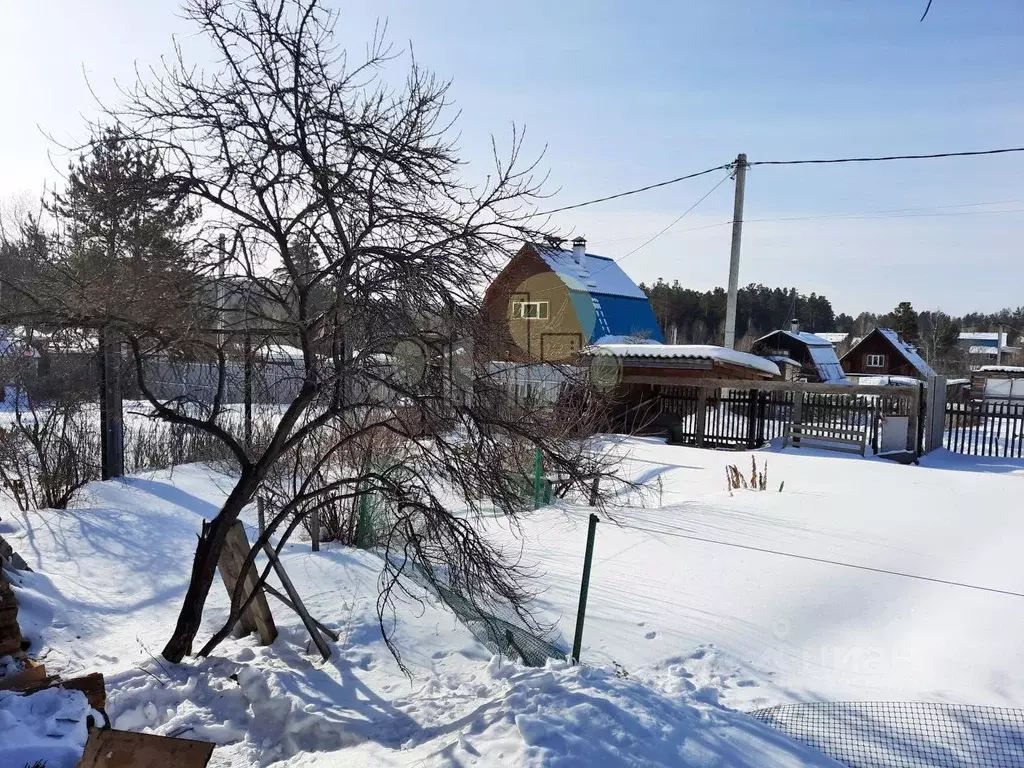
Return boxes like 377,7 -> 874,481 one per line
2,436 -> 1023,766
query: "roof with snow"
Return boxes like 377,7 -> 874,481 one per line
976,365 -> 1024,374
959,331 -> 1008,346
532,245 -> 664,344
968,346 -> 999,356
810,332 -> 850,345
752,330 -> 849,383
843,328 -> 936,379
584,343 -> 780,376
876,329 -> 935,377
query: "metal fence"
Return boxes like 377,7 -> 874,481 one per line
750,701 -> 1024,768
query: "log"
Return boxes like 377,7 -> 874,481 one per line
217,521 -> 277,645
78,729 -> 214,768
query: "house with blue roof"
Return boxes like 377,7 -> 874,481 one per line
480,237 -> 663,362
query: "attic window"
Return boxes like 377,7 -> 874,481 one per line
512,301 -> 549,320
866,354 -> 885,368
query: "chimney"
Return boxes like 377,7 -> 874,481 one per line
572,236 -> 586,265
790,318 -> 800,334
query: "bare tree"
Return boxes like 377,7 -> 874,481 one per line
3,0 -> 622,664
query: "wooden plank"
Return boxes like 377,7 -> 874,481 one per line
624,376 -> 925,397
0,635 -> 23,657
260,542 -> 332,660
18,672 -> 106,711
694,388 -> 707,448
0,663 -> 47,691
218,521 -> 277,646
78,729 -> 214,768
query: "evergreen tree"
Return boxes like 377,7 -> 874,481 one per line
884,301 -> 920,345
46,127 -> 199,325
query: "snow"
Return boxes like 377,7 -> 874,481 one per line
808,333 -> 849,345
874,329 -> 936,378
585,344 -> 780,376
977,365 -> 1024,374
0,687 -> 95,768
3,437 -> 1024,765
1,461 -> 840,767
848,375 -> 920,387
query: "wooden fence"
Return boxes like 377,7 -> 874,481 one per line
650,378 -> 923,454
944,389 -> 1024,458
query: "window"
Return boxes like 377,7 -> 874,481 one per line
512,300 -> 549,320
865,353 -> 885,368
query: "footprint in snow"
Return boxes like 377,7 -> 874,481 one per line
644,631 -> 657,640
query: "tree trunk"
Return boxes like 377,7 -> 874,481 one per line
161,479 -> 256,662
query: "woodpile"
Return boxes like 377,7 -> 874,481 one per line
0,544 -> 214,766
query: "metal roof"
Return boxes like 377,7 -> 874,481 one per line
584,343 -> 780,376
534,246 -> 648,299
534,245 -> 664,344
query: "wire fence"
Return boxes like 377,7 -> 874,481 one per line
401,559 -> 567,667
749,701 -> 1024,768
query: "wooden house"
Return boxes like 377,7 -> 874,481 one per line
840,328 -> 936,381
750,326 -> 849,383
480,238 -> 663,363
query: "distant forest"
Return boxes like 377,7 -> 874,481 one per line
641,278 -> 1024,369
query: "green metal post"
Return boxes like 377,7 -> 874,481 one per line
571,513 -> 599,664
532,447 -> 543,509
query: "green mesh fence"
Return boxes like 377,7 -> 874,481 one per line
403,560 -> 567,667
750,701 -> 1024,768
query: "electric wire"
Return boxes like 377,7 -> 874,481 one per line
613,521 -> 1024,600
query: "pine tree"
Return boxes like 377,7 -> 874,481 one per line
46,127 -> 199,324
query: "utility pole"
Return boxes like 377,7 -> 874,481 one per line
723,153 -> 748,350
997,324 -> 1005,366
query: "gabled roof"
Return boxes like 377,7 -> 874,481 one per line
754,329 -> 835,348
530,244 -> 664,344
844,328 -> 936,378
533,246 -> 648,299
753,329 -> 848,383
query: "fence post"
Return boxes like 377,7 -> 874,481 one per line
908,383 -> 923,454
791,390 -> 804,448
98,327 -> 124,480
924,376 -> 947,454
745,388 -> 759,449
532,447 -> 544,509
571,513 -> 599,664
695,387 -> 708,448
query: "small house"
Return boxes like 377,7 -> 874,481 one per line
840,328 -> 935,381
750,324 -> 849,383
480,238 -> 663,363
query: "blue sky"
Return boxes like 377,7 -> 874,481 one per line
2,1 -> 1022,315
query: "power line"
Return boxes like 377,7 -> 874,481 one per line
613,173 -> 732,264
618,521 -> 1024,600
750,147 -> 1024,168
530,163 -> 732,217
528,147 -> 1024,218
